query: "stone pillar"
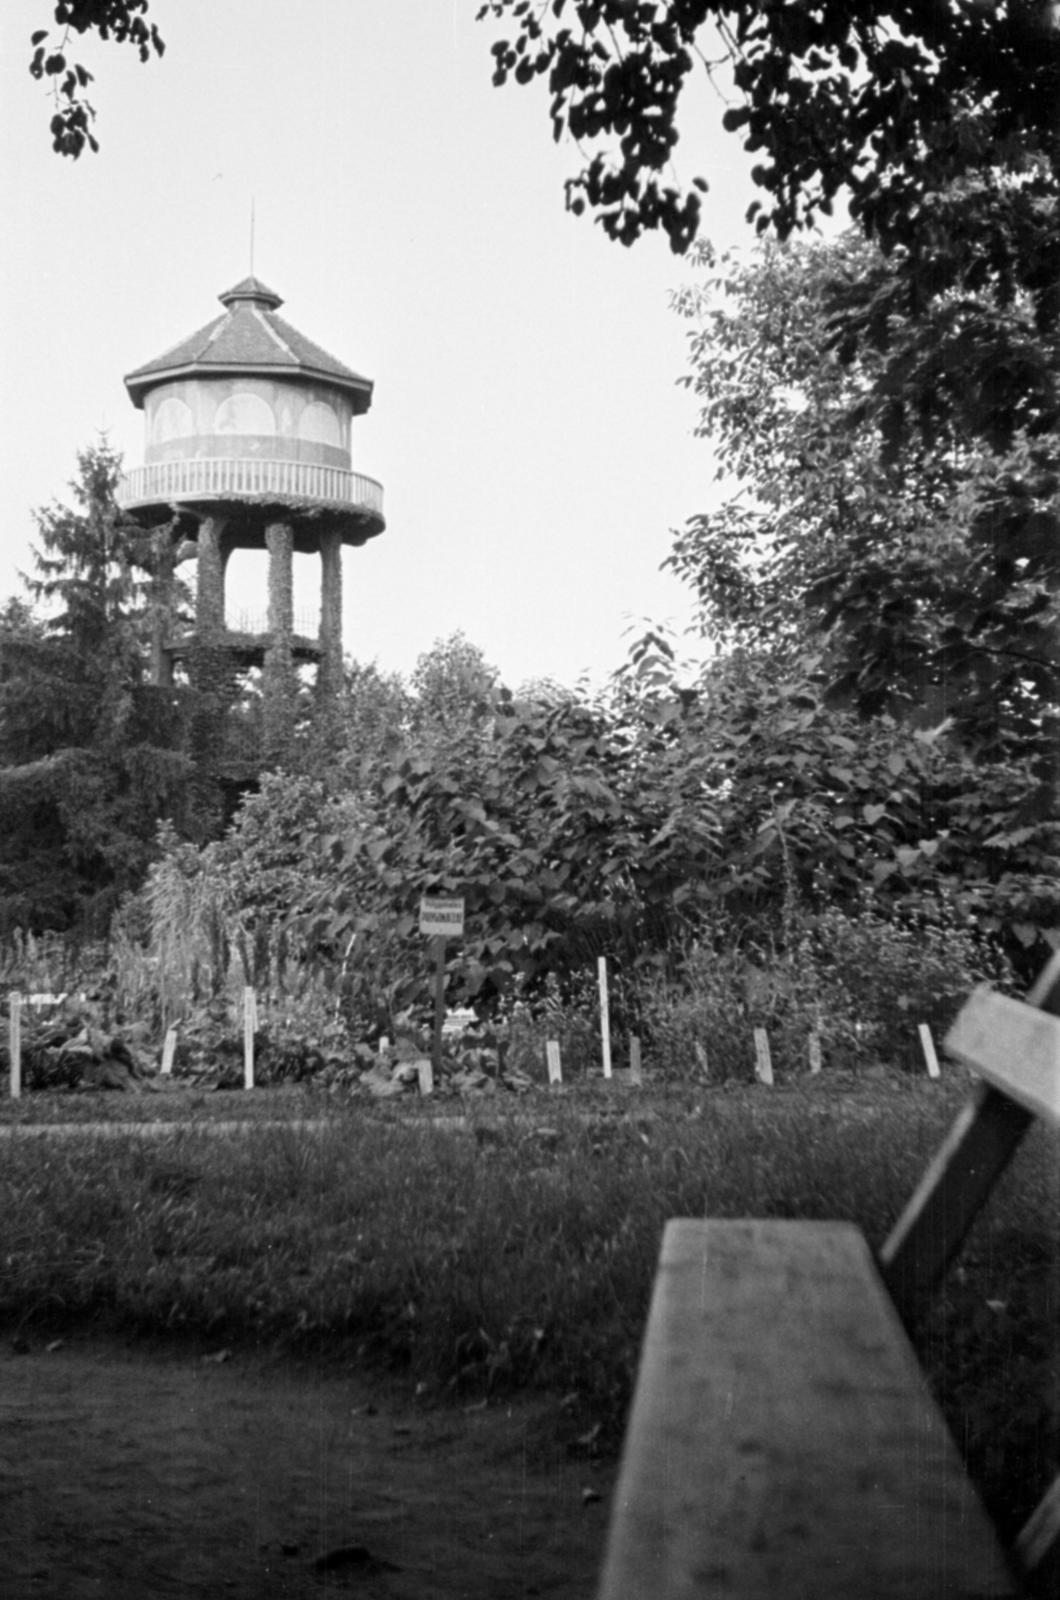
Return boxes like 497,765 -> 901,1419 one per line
318,527 -> 343,703
195,516 -> 229,638
187,515 -> 235,835
263,520 -> 296,764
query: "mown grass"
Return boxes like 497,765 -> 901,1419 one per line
1,1077 -> 1056,1544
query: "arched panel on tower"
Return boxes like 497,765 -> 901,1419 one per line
215,392 -> 276,435
153,396 -> 193,443
297,401 -> 341,447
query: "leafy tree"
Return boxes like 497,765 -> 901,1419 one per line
0,443 -> 193,933
478,3 -> 1060,253
409,631 -> 499,734
667,233 -> 1060,758
27,1 -> 164,156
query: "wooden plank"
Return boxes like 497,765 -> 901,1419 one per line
1017,1470 -> 1060,1581
944,987 -> 1060,1129
597,1219 -> 1017,1600
879,1081 -> 1033,1319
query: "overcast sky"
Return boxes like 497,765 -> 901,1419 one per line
1,0 -> 772,691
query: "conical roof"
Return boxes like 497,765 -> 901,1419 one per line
124,276 -> 373,413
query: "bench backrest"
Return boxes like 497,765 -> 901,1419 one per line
879,949 -> 1060,1594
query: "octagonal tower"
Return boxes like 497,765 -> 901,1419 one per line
116,276 -> 384,761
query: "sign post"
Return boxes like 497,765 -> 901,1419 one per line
420,896 -> 465,1078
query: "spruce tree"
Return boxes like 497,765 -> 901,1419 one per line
0,443 -> 194,934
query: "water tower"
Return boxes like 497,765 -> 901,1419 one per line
116,275 -> 384,764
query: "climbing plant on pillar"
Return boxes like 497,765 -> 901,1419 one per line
263,520 -> 298,767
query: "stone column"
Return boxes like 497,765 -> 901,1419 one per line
318,527 -> 343,703
263,520 -> 296,764
195,516 -> 228,638
188,515 -> 235,834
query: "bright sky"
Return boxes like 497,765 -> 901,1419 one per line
0,0 -> 767,692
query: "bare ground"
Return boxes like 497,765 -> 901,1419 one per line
0,1336 -> 615,1600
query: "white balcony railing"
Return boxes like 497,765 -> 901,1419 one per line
116,458 -> 384,516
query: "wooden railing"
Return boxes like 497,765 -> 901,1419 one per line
116,458 -> 384,515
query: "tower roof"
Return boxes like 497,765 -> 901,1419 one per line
124,276 -> 374,413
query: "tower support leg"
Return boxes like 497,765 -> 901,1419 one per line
318,528 -> 343,703
196,516 -> 229,638
264,520 -> 296,764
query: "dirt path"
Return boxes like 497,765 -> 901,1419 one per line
0,1338 -> 615,1599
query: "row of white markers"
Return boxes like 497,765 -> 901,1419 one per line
5,974 -> 943,1098
5,987 -> 260,1100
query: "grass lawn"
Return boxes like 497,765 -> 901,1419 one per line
1,1071 -> 1056,1546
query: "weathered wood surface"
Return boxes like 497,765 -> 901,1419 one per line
597,1219 -> 1018,1600
944,986 -> 1060,1128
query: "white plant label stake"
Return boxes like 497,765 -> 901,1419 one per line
919,1023 -> 941,1079
629,1035 -> 643,1086
9,991 -> 21,1101
161,1027 -> 178,1077
598,957 -> 612,1079
753,1027 -> 774,1086
809,1031 -> 822,1075
417,1057 -> 434,1096
546,1040 -> 562,1085
244,987 -> 256,1089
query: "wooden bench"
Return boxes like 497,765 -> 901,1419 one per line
597,954 -> 1060,1599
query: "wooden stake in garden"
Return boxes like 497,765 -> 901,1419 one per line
9,991 -> 21,1101
420,895 -> 465,1078
919,1023 -> 941,1080
809,1031 -> 822,1076
753,1027 -> 774,1086
161,1027 -> 178,1077
546,1040 -> 562,1085
243,987 -> 257,1089
598,957 -> 612,1079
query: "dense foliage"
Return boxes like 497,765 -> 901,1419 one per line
667,233 -> 1060,762
0,446 -> 192,935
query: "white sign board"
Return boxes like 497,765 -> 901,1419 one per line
419,897 -> 465,937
